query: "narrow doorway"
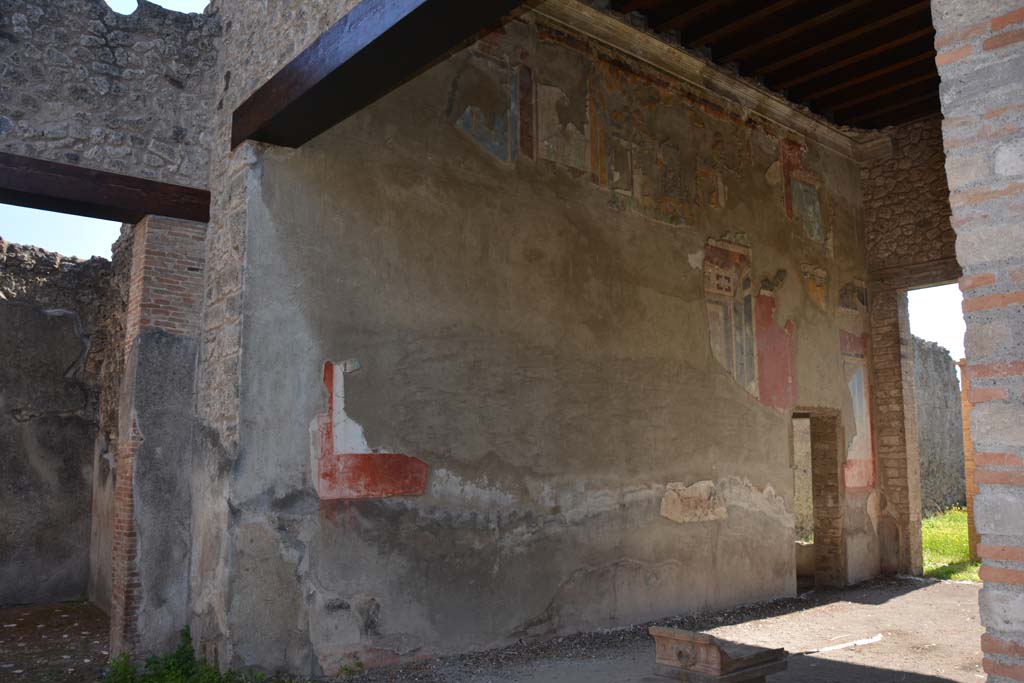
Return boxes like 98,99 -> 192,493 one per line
793,410 -> 847,591
905,283 -> 976,582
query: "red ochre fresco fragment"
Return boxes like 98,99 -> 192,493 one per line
316,360 -> 428,500
840,330 -> 868,357
755,294 -> 797,410
318,453 -> 429,500
844,458 -> 876,490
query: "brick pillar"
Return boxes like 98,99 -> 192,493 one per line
932,2 -> 1024,679
959,359 -> 981,562
809,412 -> 848,587
869,286 -> 924,575
110,215 -> 206,657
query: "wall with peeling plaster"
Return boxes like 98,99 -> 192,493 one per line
0,240 -> 116,606
198,11 -> 886,674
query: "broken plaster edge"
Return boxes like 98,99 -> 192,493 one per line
529,0 -> 894,164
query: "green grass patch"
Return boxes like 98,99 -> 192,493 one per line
921,506 -> 980,582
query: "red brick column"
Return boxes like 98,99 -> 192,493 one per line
933,2 -> 1024,679
958,359 -> 981,562
110,215 -> 206,657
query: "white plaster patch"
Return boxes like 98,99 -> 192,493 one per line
537,84 -> 589,171
660,480 -> 727,524
995,139 -> 1024,177
429,468 -> 517,508
687,248 -> 705,271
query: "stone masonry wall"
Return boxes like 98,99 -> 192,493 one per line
0,0 -> 219,188
0,238 -> 117,605
912,336 -> 966,515
205,5 -> 886,673
862,117 -> 956,274
931,0 -> 1024,680
863,115 -> 959,577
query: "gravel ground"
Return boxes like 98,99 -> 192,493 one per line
0,602 -> 109,683
347,577 -> 982,683
0,578 -> 982,682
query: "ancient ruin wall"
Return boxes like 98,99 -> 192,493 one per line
200,7 -> 882,673
0,0 -> 219,188
861,118 -> 956,274
0,238 -> 119,606
911,336 -> 965,514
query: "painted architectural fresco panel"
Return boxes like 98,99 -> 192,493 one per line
840,333 -> 875,490
704,241 -> 756,396
755,295 -> 797,411
453,52 -> 515,162
791,178 -> 825,242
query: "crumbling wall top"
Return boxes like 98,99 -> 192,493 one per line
0,0 -> 220,188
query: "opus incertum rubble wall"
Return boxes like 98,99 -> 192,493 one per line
0,0 -> 219,188
931,0 -> 1024,680
912,336 -> 966,515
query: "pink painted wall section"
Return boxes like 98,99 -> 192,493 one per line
840,332 -> 876,490
755,294 -> 797,410
314,361 -> 429,500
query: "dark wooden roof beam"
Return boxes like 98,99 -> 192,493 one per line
770,24 -> 934,90
829,73 -> 939,114
232,0 -> 526,149
752,0 -> 932,79
803,59 -> 938,109
786,40 -> 936,101
688,0 -> 804,48
652,0 -> 742,33
718,0 -> 877,64
842,92 -> 940,125
0,152 -> 210,224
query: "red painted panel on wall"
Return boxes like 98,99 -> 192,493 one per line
755,294 -> 797,410
318,452 -> 429,500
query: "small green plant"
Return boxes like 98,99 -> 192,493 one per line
337,653 -> 365,678
106,628 -> 292,683
922,506 -> 980,582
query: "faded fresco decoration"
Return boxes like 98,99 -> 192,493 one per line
704,239 -> 756,396
840,332 -> 875,490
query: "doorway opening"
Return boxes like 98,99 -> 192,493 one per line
793,409 -> 847,591
905,283 -> 976,581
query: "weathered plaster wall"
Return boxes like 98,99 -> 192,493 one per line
0,239 -> 114,606
0,0 -> 219,188
931,2 -> 1024,676
911,336 -> 966,515
199,11 -> 881,674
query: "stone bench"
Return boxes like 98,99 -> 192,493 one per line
646,627 -> 788,682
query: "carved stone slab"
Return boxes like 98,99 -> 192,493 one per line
648,627 -> 787,682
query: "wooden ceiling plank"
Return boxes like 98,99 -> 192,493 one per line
770,25 -> 934,90
830,72 -> 939,112
790,44 -> 936,101
751,0 -> 931,78
843,92 -> 940,125
720,0 -> 877,63
653,0 -> 740,33
798,53 -> 937,104
688,0 -> 805,47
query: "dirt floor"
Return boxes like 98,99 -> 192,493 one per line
0,601 -> 109,682
350,578 -> 983,683
0,578 -> 982,682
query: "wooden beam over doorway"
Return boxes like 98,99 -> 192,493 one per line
0,152 -> 210,224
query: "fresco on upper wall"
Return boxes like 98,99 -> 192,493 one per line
704,240 -> 756,396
